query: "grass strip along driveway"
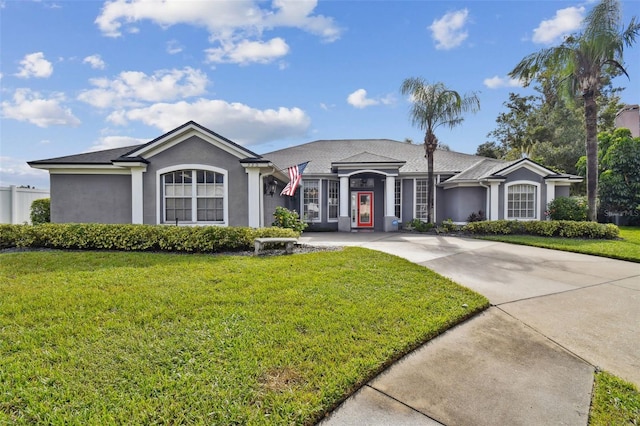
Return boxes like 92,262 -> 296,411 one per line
479,226 -> 640,263
0,248 -> 487,425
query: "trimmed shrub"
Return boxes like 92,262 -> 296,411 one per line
0,224 -> 21,249
546,197 -> 588,221
30,198 -> 50,224
463,220 -> 524,235
272,206 -> 308,233
436,219 -> 459,234
463,220 -> 619,239
0,224 -> 299,253
404,218 -> 434,233
467,210 -> 485,223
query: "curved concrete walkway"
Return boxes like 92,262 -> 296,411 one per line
298,232 -> 640,426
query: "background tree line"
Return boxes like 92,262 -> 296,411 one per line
476,71 -> 623,178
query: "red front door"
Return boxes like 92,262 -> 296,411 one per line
356,191 -> 373,227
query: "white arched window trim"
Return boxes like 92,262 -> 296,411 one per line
504,180 -> 541,221
156,164 -> 229,226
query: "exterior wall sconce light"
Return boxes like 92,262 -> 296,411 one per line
265,178 -> 278,197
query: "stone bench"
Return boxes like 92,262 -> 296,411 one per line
254,237 -> 298,255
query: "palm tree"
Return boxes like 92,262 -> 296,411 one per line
400,78 -> 480,223
509,0 -> 639,221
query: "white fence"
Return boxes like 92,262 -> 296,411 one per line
0,186 -> 50,224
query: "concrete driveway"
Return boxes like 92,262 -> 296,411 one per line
298,232 -> 640,426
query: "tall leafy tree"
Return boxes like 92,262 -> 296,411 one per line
509,0 -> 639,221
577,129 -> 640,224
481,80 -> 622,176
486,93 -> 548,160
400,78 -> 480,223
599,129 -> 640,224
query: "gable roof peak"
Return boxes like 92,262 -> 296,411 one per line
122,121 -> 261,160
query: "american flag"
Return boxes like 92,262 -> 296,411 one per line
280,162 -> 309,196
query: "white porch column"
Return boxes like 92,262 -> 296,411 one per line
339,176 -> 349,217
245,168 -> 261,228
385,176 -> 395,217
545,180 -> 556,209
338,176 -> 350,232
490,182 -> 500,220
383,175 -> 398,232
131,167 -> 145,224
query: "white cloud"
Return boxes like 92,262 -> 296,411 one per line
1,88 -> 80,128
106,99 -> 311,145
347,89 -> 394,109
94,0 -> 341,63
85,135 -> 149,152
83,54 -> 106,69
266,0 -> 341,42
0,156 -> 49,187
206,37 -> 289,65
532,6 -> 584,44
15,52 -> 53,78
483,75 -> 523,89
77,67 -> 208,108
167,39 -> 183,55
95,0 -> 341,41
429,9 -> 469,50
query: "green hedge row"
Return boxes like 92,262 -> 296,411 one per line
463,220 -> 619,239
0,223 -> 299,253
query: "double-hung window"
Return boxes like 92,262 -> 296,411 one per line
415,179 -> 428,220
394,179 -> 402,219
302,179 -> 320,222
328,180 -> 339,221
507,183 -> 537,219
162,169 -> 225,224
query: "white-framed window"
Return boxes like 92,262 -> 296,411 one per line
394,179 -> 402,220
328,180 -> 339,221
506,182 -> 539,220
302,179 -> 321,222
415,178 -> 428,220
158,166 -> 227,225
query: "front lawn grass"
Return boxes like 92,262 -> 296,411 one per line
0,248 -> 488,425
590,371 -> 640,425
478,226 -> 640,262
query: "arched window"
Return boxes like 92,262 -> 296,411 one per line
161,168 -> 226,224
507,183 -> 538,219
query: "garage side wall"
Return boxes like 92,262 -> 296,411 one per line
50,174 -> 132,223
442,187 -> 485,223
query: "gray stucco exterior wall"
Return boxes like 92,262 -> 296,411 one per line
51,174 -> 131,223
263,176 -> 287,227
442,186 -> 485,222
555,185 -> 570,198
435,186 -> 445,223
141,136 -> 249,226
401,179 -> 413,223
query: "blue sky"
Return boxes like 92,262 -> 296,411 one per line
1,0 -> 639,189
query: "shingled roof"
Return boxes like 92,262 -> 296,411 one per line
28,145 -> 143,166
28,128 -> 501,178
262,139 -> 488,175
